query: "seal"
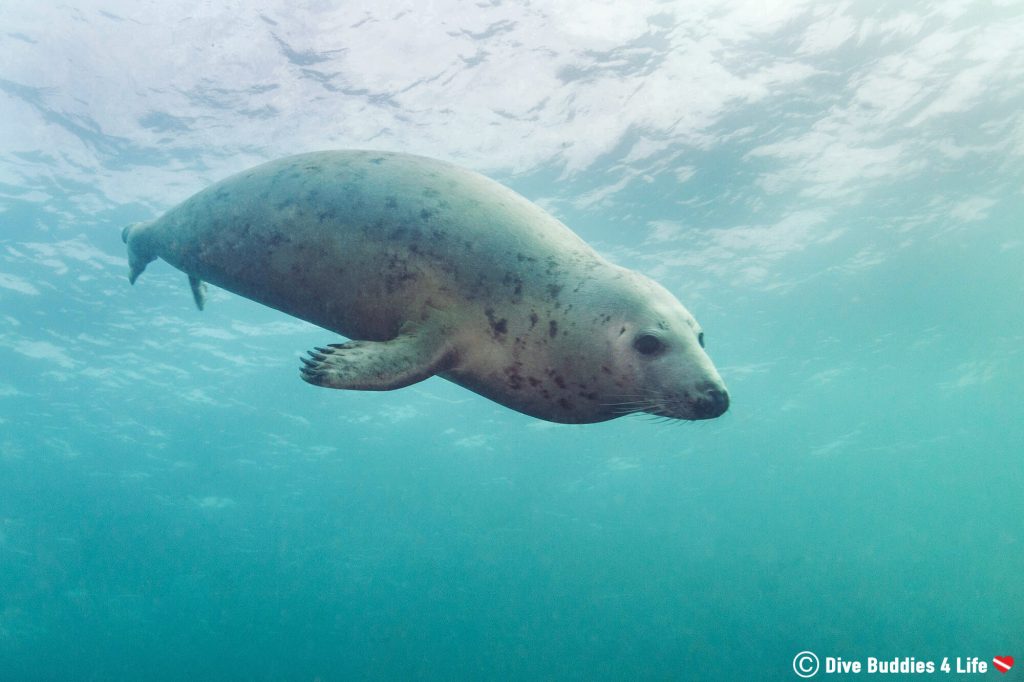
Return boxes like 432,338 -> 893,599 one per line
123,150 -> 728,423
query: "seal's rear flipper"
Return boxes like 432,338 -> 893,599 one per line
189,275 -> 207,311
122,221 -> 156,285
299,323 -> 455,391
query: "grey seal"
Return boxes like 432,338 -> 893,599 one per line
123,151 -> 728,423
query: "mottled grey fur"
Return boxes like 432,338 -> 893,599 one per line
124,150 -> 728,423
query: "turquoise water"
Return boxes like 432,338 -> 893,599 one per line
2,3 -> 1022,680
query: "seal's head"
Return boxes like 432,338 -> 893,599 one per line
602,271 -> 729,421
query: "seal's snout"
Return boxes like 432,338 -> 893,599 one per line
692,383 -> 729,420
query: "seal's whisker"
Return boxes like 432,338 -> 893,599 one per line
602,403 -> 651,413
606,389 -> 662,398
602,400 -> 661,415
604,396 -> 662,406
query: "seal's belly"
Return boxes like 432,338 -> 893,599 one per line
172,220 -> 443,340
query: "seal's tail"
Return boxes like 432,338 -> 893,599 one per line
122,221 -> 156,285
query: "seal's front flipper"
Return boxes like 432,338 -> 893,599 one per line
299,323 -> 455,391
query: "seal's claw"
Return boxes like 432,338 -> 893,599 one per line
299,369 -> 322,386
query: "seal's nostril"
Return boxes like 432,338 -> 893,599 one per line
711,388 -> 729,414
695,386 -> 729,419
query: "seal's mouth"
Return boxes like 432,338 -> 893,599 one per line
606,384 -> 730,421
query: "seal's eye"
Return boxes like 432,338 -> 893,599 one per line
698,332 -> 705,348
633,334 -> 664,356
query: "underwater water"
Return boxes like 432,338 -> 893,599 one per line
1,1 -> 1022,680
